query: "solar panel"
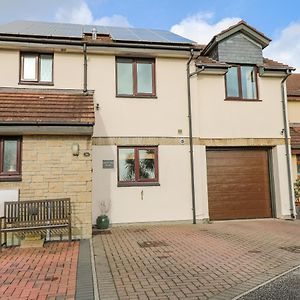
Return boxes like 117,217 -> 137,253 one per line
0,20 -> 194,44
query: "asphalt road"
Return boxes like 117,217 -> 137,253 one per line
239,267 -> 300,300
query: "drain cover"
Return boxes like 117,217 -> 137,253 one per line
248,250 -> 262,254
138,241 -> 168,248
280,246 -> 300,253
44,276 -> 58,281
132,228 -> 148,233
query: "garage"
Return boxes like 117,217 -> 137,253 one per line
206,149 -> 273,220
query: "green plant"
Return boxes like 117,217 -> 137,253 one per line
294,179 -> 300,203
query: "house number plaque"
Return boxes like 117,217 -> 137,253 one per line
102,160 -> 114,169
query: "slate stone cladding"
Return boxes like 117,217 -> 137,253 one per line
215,32 -> 263,64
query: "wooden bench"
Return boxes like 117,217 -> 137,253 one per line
0,198 -> 71,251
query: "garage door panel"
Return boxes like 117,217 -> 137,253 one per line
207,149 -> 272,220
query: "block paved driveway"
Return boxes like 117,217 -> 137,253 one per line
0,241 -> 79,300
93,219 -> 300,300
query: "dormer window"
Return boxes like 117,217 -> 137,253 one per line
225,65 -> 258,100
20,53 -> 53,84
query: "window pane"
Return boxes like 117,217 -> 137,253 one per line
23,55 -> 37,80
3,140 -> 18,173
241,66 -> 257,99
137,63 -> 153,94
117,61 -> 133,95
118,148 -> 135,181
139,149 -> 156,179
226,67 -> 239,97
40,54 -> 53,82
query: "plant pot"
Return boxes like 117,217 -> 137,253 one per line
96,215 -> 110,229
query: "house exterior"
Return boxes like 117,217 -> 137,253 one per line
287,74 -> 300,181
0,19 -> 296,239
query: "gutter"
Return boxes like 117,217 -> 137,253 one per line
280,70 -> 297,219
0,34 -> 195,52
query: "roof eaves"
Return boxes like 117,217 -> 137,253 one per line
201,20 -> 272,55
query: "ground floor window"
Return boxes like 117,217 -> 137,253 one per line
0,137 -> 22,181
118,146 -> 158,186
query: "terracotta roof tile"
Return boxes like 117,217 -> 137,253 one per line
0,89 -> 95,125
262,58 -> 293,70
287,74 -> 300,100
290,125 -> 300,153
195,56 -> 229,67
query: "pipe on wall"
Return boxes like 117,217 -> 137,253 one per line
186,49 -> 197,224
83,43 -> 87,93
281,70 -> 297,219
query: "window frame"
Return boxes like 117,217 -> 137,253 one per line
117,146 -> 159,187
116,57 -> 156,98
19,52 -> 54,85
225,64 -> 259,101
0,137 -> 22,181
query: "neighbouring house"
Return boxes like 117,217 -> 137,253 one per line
0,19 -> 296,237
0,88 -> 94,238
287,74 -> 300,181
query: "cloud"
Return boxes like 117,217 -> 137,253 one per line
264,22 -> 300,71
94,15 -> 130,27
55,1 -> 130,27
170,12 -> 241,44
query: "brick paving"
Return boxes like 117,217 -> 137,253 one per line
93,220 -> 300,300
0,241 -> 79,300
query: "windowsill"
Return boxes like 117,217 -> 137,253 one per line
118,182 -> 160,187
224,98 -> 262,102
116,95 -> 157,99
18,81 -> 54,86
0,175 -> 22,182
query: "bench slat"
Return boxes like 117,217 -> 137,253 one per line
0,198 -> 71,251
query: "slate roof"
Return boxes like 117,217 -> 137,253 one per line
215,20 -> 271,44
0,88 -> 95,125
0,20 -> 194,45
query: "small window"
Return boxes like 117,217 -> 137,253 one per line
225,65 -> 258,100
116,58 -> 156,97
118,146 -> 159,186
20,53 -> 53,84
0,137 -> 22,181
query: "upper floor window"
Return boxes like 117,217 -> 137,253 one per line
225,65 -> 258,100
116,58 -> 156,97
0,137 -> 22,181
118,146 -> 159,186
20,53 -> 53,84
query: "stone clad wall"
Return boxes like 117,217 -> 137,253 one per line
0,135 -> 92,238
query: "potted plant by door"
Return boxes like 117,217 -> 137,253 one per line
293,179 -> 300,219
96,200 -> 111,230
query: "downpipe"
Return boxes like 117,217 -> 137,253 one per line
186,49 -> 197,224
83,43 -> 88,93
281,70 -> 296,219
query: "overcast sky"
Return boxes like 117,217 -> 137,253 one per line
1,0 -> 300,69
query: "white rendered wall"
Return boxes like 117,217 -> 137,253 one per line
92,145 -> 208,224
